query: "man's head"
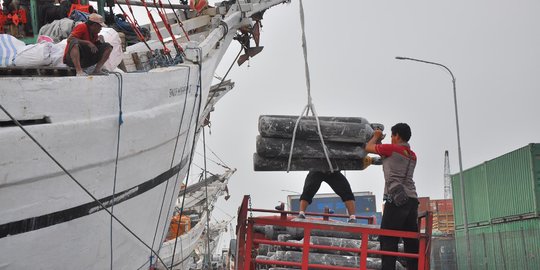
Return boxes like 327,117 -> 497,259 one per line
390,123 -> 411,143
87,13 -> 106,34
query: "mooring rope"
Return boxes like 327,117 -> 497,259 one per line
202,127 -> 212,269
169,47 -> 204,269
110,71 -> 124,270
148,65 -> 191,261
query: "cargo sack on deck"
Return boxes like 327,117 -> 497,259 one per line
0,34 -> 26,67
99,28 -> 123,71
50,39 -> 67,67
258,115 -> 379,143
256,135 -> 366,159
14,42 -> 53,66
38,18 -> 77,43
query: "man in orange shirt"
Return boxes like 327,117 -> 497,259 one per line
64,13 -> 112,76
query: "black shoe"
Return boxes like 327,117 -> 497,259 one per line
348,218 -> 357,223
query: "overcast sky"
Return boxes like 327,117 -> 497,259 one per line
187,0 -> 540,228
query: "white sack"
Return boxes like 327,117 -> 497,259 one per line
99,28 -> 123,71
14,42 -> 54,66
0,34 -> 26,67
50,39 -> 68,67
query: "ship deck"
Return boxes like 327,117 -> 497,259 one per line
0,66 -> 76,76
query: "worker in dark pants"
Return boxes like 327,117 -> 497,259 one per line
298,170 -> 357,223
365,123 -> 419,270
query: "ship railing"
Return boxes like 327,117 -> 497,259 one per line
235,195 -> 433,270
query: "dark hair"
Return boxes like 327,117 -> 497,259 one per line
391,123 -> 412,142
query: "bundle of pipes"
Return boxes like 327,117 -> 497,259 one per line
253,115 -> 384,171
253,221 -> 409,269
260,235 -> 404,257
257,251 -> 406,270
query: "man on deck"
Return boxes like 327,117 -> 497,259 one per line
365,123 -> 419,270
63,13 -> 112,76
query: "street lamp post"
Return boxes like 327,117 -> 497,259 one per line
395,56 -> 471,269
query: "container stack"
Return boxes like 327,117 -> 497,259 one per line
253,115 -> 383,171
417,197 -> 430,231
429,199 -> 454,235
451,143 -> 540,269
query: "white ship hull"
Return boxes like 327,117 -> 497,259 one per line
0,67 -> 205,270
0,1 -> 287,269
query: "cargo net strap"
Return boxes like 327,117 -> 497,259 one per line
287,0 -> 335,173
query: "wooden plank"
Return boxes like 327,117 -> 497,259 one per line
181,15 -> 211,33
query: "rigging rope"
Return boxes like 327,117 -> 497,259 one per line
153,0 -> 184,55
203,46 -> 243,113
140,0 -> 171,54
110,72 -> 124,270
169,47 -> 204,269
286,0 -> 334,172
205,145 -> 230,168
148,65 -> 192,267
0,103 -> 170,268
114,0 -> 152,51
148,66 -> 193,250
202,126 -> 212,269
194,150 -> 229,169
166,0 -> 191,41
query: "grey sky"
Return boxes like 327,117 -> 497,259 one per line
196,0 -> 540,223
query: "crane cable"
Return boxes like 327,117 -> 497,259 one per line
287,0 -> 334,172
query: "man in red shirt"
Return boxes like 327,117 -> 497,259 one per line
365,123 -> 419,270
64,13 -> 112,76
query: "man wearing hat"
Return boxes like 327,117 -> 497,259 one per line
64,13 -> 112,76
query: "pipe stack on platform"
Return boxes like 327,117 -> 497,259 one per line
253,115 -> 384,171
255,222 -> 406,269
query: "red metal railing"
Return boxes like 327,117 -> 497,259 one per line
236,195 -> 433,270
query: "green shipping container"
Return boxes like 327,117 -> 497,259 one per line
485,143 -> 540,220
455,225 -> 494,270
491,219 -> 540,270
452,164 -> 491,228
455,218 -> 540,270
452,143 -> 540,227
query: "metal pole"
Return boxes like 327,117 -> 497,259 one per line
395,56 -> 472,270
